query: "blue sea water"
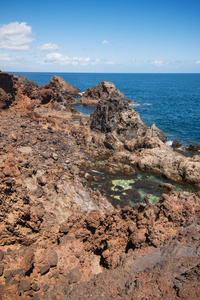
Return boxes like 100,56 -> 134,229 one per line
12,72 -> 200,146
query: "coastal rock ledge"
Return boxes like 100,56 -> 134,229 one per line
0,72 -> 200,299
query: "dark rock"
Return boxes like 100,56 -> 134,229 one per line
44,291 -> 57,300
188,143 -> 200,152
143,194 -> 150,204
20,248 -> 34,272
0,250 -> 4,261
42,284 -> 50,292
159,183 -> 176,193
32,282 -> 40,291
90,92 -> 166,143
67,268 -> 82,284
19,279 -> 31,292
40,88 -> 54,104
0,72 -> 14,108
48,251 -> 58,267
40,264 -> 50,275
63,282 -> 71,296
172,140 -> 181,148
3,269 -> 13,278
0,265 -> 4,276
12,268 -> 26,277
33,294 -> 41,300
0,88 -> 12,109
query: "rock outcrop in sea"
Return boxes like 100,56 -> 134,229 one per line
90,91 -> 167,142
81,80 -> 131,106
0,72 -> 199,299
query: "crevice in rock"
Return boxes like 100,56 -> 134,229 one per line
125,240 -> 135,253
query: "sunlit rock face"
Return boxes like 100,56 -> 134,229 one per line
90,91 -> 167,142
81,80 -> 130,106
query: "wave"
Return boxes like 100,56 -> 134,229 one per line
166,140 -> 173,146
129,103 -> 140,107
143,102 -> 152,106
130,102 -> 152,107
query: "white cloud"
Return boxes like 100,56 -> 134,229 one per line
91,58 -> 100,65
0,53 -> 22,64
38,43 -> 60,51
196,60 -> 200,64
44,52 -> 91,65
151,60 -> 164,66
0,53 -> 13,62
102,40 -> 110,45
0,22 -> 34,50
104,61 -> 115,65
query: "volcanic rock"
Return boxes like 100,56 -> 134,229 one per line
49,75 -> 82,97
0,71 -> 15,108
90,92 -> 167,142
188,142 -> 200,152
0,72 -> 200,300
81,80 -> 130,106
172,140 -> 182,148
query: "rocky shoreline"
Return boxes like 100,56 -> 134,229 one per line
0,71 -> 200,299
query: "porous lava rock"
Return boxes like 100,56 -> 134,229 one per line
81,80 -> 131,106
0,72 -> 199,299
90,91 -> 167,142
0,71 -> 15,108
49,75 -> 82,97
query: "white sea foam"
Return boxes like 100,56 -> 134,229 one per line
129,103 -> 140,107
143,102 -> 152,106
166,140 -> 173,146
79,92 -> 85,96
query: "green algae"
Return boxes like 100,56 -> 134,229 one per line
91,169 -> 197,208
111,179 -> 136,191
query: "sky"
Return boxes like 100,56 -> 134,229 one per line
0,0 -> 200,73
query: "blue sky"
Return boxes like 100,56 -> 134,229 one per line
0,0 -> 200,73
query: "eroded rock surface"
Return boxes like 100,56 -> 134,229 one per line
0,72 -> 199,299
81,80 -> 131,106
49,75 -> 82,97
90,92 -> 167,143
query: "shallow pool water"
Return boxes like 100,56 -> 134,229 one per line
91,170 -> 197,208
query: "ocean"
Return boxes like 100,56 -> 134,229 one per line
12,72 -> 200,146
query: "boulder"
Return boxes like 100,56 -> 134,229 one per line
188,143 -> 200,152
81,80 -> 131,106
172,140 -> 181,148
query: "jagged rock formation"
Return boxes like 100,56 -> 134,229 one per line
0,72 -> 199,299
90,91 -> 167,142
81,80 -> 131,106
0,71 -> 82,112
49,75 -> 82,97
0,72 -> 16,108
